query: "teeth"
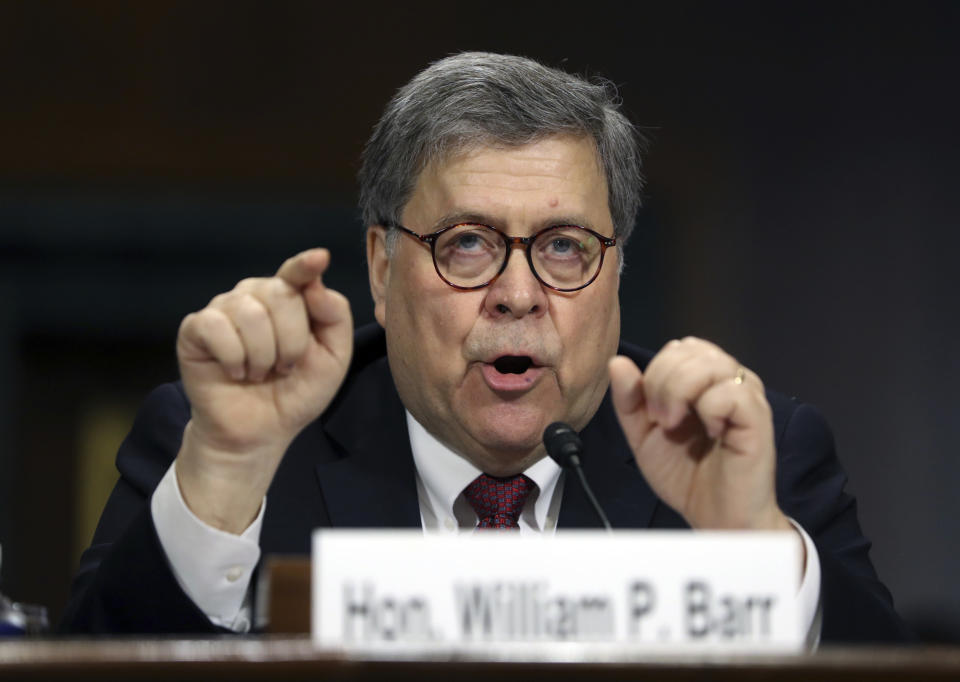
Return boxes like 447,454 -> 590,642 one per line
494,356 -> 533,374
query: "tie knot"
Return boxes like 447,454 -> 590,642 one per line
463,473 -> 533,530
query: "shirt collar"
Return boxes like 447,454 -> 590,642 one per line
406,411 -> 563,532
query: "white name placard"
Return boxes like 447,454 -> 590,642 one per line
312,530 -> 803,657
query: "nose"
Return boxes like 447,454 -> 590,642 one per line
483,248 -> 548,320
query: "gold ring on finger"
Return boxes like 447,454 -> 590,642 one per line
734,366 -> 747,385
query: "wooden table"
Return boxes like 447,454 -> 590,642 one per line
2,638 -> 960,681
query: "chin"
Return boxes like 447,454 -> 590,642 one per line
462,404 -> 550,470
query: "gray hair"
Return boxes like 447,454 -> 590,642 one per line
358,52 -> 646,250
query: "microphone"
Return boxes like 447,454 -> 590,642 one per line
543,422 -> 612,532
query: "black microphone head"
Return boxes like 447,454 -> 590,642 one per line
543,421 -> 583,469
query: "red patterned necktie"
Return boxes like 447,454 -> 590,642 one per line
463,473 -> 533,530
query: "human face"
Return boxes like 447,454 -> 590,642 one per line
367,135 -> 621,476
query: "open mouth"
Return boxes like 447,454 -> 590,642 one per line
493,356 -> 534,374
481,355 -> 545,392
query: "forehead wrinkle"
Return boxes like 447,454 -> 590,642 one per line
438,167 -> 599,214
412,137 -> 610,234
436,137 -> 604,189
428,179 -> 588,223
451,163 -> 591,191
435,132 -> 604,174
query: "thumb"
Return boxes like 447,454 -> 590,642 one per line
608,355 -> 653,444
609,355 -> 646,415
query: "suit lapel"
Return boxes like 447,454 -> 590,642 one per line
557,392 -> 661,530
317,355 -> 422,529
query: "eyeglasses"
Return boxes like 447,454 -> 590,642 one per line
392,222 -> 617,292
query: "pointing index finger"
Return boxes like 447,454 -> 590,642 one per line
275,248 -> 331,289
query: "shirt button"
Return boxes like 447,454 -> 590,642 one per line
225,566 -> 244,582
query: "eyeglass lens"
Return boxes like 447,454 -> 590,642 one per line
433,224 -> 604,289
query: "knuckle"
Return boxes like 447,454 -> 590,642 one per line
327,289 -> 350,309
235,276 -> 262,291
187,307 -> 210,327
710,348 -> 730,366
197,309 -> 232,338
177,312 -> 199,339
208,292 -> 230,308
233,295 -> 269,323
264,276 -> 296,301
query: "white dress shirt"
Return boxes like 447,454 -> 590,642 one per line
408,412 -> 565,534
151,410 -> 821,644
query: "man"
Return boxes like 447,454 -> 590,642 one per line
61,52 -> 907,641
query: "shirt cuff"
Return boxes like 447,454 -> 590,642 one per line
787,517 -> 822,649
151,461 -> 265,631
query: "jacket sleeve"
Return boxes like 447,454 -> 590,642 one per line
774,400 -> 912,643
59,383 -> 222,634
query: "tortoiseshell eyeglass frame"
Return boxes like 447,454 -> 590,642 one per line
390,222 -> 617,293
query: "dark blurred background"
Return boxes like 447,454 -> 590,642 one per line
0,0 -> 957,641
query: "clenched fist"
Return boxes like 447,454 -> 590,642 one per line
174,248 -> 353,532
608,337 -> 791,533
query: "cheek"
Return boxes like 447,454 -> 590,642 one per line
592,273 -> 621,345
387,271 -> 481,382
559,288 -> 620,383
573,286 -> 617,333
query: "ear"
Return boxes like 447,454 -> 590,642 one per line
367,226 -> 390,327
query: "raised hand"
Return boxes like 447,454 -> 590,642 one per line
174,248 -> 353,532
608,337 -> 791,532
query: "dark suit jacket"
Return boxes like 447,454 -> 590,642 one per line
61,324 -> 910,641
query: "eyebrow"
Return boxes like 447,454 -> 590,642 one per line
429,211 -> 597,234
429,211 -> 490,231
